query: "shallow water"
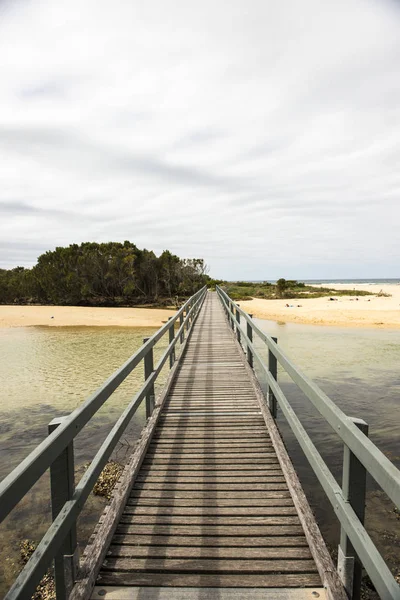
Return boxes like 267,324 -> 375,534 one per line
0,325 -> 173,596
0,321 -> 399,594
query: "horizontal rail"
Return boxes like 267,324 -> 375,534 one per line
1,286 -> 207,600
216,285 -> 400,600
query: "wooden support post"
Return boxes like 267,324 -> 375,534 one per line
229,302 -> 235,330
179,312 -> 184,343
235,307 -> 241,344
143,338 -> 155,418
48,417 -> 79,600
247,314 -> 253,368
186,302 -> 191,331
338,418 -> 369,600
168,317 -> 175,368
268,337 -> 278,418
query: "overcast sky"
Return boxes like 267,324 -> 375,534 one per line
1,0 -> 399,279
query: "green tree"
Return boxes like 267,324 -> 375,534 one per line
276,278 -> 287,297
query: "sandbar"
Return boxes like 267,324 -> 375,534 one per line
238,283 -> 400,329
0,305 -> 176,328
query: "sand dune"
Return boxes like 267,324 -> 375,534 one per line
238,283 -> 400,329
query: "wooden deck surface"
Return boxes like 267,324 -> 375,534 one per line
91,293 -> 330,598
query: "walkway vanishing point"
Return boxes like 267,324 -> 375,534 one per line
2,288 -> 400,600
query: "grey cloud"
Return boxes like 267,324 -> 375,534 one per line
0,0 -> 400,276
19,81 -> 65,99
0,125 -> 243,192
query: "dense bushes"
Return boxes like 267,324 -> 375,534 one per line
0,242 -> 209,306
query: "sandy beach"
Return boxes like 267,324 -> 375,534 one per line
0,305 -> 176,328
239,283 -> 400,329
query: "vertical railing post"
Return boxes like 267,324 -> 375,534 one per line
268,337 -> 278,418
168,317 -> 175,368
338,418 -> 369,600
247,314 -> 253,368
229,302 -> 235,330
48,417 -> 79,600
179,311 -> 184,343
235,307 -> 241,344
186,301 -> 191,331
143,337 -> 155,418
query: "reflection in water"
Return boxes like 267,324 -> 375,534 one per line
0,321 -> 399,593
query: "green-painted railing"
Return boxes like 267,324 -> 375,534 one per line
217,285 -> 400,600
0,286 -> 207,600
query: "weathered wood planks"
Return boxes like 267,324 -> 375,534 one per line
90,293 -> 326,595
80,292 -> 347,599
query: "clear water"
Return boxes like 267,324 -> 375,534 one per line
0,321 -> 399,593
0,325 -> 173,595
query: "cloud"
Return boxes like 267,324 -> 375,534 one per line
0,0 -> 399,278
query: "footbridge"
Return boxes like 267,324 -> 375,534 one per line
1,288 -> 400,600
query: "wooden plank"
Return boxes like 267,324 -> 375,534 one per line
129,489 -> 292,499
144,451 -> 276,458
122,506 -> 298,516
126,497 -> 294,507
148,443 -> 275,450
101,557 -> 318,573
140,464 -> 281,472
139,470 -> 281,477
111,534 -> 309,547
91,586 -> 327,599
134,483 -> 287,491
118,516 -> 300,526
115,524 -> 306,536
142,458 -> 280,465
96,572 -> 322,587
106,546 -> 312,559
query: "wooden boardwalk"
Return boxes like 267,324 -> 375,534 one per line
89,293 -> 335,599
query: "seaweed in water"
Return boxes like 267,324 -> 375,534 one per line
20,540 -> 55,600
92,460 -> 124,500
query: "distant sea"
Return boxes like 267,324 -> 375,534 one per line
254,278 -> 400,285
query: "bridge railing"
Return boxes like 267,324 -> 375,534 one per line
0,285 -> 207,600
216,285 -> 400,600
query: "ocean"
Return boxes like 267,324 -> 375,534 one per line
253,278 -> 400,285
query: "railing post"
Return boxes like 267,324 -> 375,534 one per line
235,307 -> 241,344
247,314 -> 253,368
48,417 -> 79,600
268,337 -> 278,418
179,311 -> 184,343
229,301 -> 234,330
168,317 -> 175,368
186,301 -> 191,331
338,418 -> 369,600
143,337 -> 155,418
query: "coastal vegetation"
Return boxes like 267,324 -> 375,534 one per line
214,279 -> 373,301
0,242 -> 208,306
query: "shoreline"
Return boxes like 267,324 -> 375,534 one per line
2,283 -> 400,330
238,283 -> 400,329
0,305 -> 176,328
